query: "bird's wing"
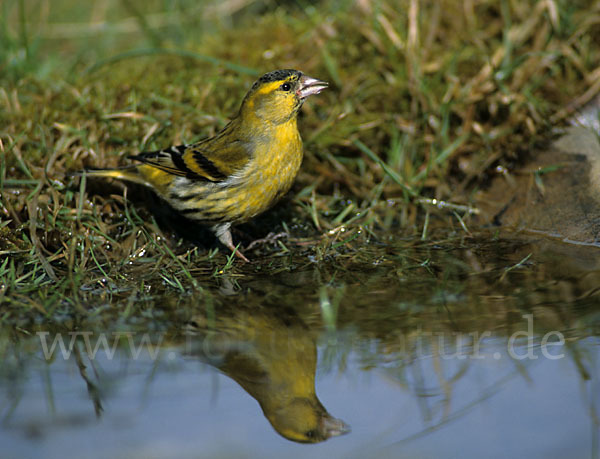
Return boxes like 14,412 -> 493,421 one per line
130,136 -> 251,182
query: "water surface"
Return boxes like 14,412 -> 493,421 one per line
2,235 -> 599,458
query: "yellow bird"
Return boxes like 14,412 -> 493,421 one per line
77,69 -> 328,261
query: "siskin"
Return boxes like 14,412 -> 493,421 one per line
77,69 -> 328,261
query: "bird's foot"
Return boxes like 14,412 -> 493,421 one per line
230,245 -> 250,263
245,231 -> 288,251
214,222 -> 250,263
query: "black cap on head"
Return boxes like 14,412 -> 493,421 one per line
253,69 -> 302,89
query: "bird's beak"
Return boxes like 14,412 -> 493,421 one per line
320,414 -> 351,439
298,75 -> 329,99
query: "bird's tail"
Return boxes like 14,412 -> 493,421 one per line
68,166 -> 151,187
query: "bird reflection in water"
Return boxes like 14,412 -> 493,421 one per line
185,306 -> 350,443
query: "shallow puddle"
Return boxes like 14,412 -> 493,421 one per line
2,234 -> 599,458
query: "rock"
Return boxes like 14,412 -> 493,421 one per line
475,126 -> 600,246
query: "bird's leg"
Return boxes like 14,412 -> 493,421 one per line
212,223 -> 250,263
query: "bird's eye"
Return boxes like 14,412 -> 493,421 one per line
281,82 -> 291,91
305,430 -> 317,439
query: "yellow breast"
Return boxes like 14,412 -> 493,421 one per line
217,119 -> 303,222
